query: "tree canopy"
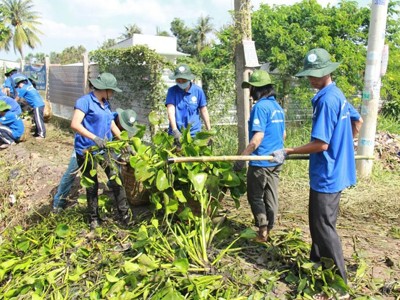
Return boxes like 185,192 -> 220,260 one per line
0,0 -> 42,61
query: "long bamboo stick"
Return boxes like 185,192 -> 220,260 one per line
167,155 -> 374,164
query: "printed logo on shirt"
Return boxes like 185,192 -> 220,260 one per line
253,118 -> 260,125
191,96 -> 197,104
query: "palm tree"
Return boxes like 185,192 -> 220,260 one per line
120,23 -> 142,40
0,0 -> 42,62
194,15 -> 213,54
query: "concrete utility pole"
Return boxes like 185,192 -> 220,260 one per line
234,0 -> 257,154
356,0 -> 389,177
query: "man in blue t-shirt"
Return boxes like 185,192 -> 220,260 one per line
14,76 -> 46,139
2,68 -> 30,98
165,63 -> 211,149
274,48 -> 363,286
234,70 -> 286,242
0,95 -> 22,115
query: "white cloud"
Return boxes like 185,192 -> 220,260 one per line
0,0 -> 372,61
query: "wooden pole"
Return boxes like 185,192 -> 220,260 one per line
234,0 -> 252,154
167,155 -> 374,164
82,52 -> 89,94
356,0 -> 389,177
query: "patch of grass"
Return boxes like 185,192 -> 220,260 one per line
377,115 -> 400,134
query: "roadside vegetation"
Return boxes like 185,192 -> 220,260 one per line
0,115 -> 399,299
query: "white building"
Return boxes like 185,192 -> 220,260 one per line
112,34 -> 188,63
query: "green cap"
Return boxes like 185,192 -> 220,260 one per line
241,70 -> 273,88
0,100 -> 11,112
296,48 -> 340,78
89,73 -> 122,92
169,64 -> 195,81
29,74 -> 38,81
14,76 -> 28,88
4,68 -> 17,76
116,108 -> 137,135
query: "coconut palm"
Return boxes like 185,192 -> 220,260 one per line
194,15 -> 213,54
0,0 -> 42,61
120,23 -> 142,40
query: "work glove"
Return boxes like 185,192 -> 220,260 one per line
122,144 -> 136,156
271,149 -> 287,164
172,129 -> 182,151
93,136 -> 107,149
233,160 -> 246,172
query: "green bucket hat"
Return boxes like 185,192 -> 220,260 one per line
14,76 -> 28,88
169,64 -> 195,81
0,100 -> 11,112
4,68 -> 17,76
116,108 -> 137,135
241,70 -> 273,89
29,73 -> 38,81
89,73 -> 122,92
296,48 -> 340,78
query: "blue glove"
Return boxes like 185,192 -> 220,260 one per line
271,149 -> 287,164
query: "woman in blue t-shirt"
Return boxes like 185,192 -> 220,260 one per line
70,73 -> 132,231
234,70 -> 286,243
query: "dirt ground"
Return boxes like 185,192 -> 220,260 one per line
0,120 -> 399,298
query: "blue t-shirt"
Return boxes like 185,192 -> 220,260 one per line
16,84 -> 44,108
73,92 -> 115,155
248,96 -> 285,167
165,83 -> 207,136
0,95 -> 22,115
3,73 -> 30,98
0,111 -> 24,140
309,82 -> 361,193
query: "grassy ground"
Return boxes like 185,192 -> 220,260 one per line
0,117 -> 399,299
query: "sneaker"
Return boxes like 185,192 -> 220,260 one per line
52,207 -> 63,214
0,142 -> 15,149
35,136 -> 45,140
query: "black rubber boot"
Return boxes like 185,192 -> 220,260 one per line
87,192 -> 100,231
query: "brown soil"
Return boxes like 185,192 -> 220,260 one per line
0,121 -> 399,298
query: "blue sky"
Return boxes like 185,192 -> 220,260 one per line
0,0 -> 371,62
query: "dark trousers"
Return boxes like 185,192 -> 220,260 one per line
0,125 -> 16,144
33,106 -> 46,138
309,188 -> 347,283
76,152 -> 130,223
247,165 -> 281,230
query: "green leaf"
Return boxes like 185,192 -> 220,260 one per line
240,228 -> 257,239
173,258 -> 189,274
156,169 -> 170,191
149,111 -> 161,125
220,171 -> 241,187
138,254 -> 158,270
105,273 -> 120,283
135,161 -> 156,182
189,172 -> 208,193
195,129 -> 216,139
16,240 -> 30,252
178,207 -> 194,220
123,261 -> 140,274
301,262 -> 316,270
173,189 -> 187,203
80,176 -> 95,188
89,169 -> 97,177
165,199 -> 179,215
55,224 -> 70,238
